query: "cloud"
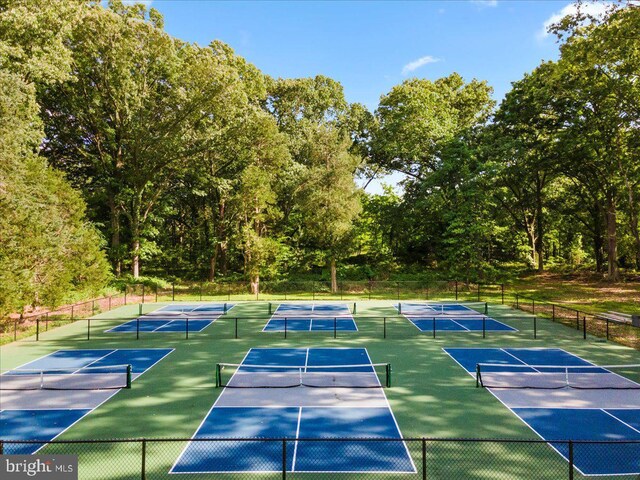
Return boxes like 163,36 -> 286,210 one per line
471,0 -> 498,7
402,56 -> 440,75
537,2 -> 610,39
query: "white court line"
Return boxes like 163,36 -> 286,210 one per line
449,319 -> 471,331
601,409 -> 640,434
291,406 -> 303,472
500,348 -> 537,372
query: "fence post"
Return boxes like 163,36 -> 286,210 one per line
36,318 -> 40,341
186,317 -> 189,340
235,318 -> 238,339
515,293 -> 519,309
583,316 -> 587,340
433,317 -> 436,339
282,439 -> 287,480
141,439 -> 146,480
534,317 -> 537,339
383,317 -> 387,339
87,318 -> 91,341
568,441 -> 574,480
422,438 -> 426,480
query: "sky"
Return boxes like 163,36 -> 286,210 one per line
141,0 -> 594,193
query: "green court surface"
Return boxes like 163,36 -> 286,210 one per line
2,300 -> 639,479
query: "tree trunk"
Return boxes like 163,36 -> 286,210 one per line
525,223 -> 537,269
535,176 -> 544,273
250,274 -> 259,295
131,203 -> 141,279
330,256 -> 337,293
606,192 -> 619,281
108,196 -> 121,276
209,253 -> 216,282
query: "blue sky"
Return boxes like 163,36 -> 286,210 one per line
143,0 -> 592,191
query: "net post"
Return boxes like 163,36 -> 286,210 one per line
482,316 -> 486,339
333,317 -> 337,339
433,317 -> 436,339
484,302 -> 488,315
398,303 -> 402,315
141,438 -> 146,480
282,439 -> 287,480
185,316 -> 189,340
568,440 -> 574,480
533,316 -> 537,339
234,318 -> 238,339
223,302 -> 227,314
421,438 -> 426,480
353,302 -> 357,314
383,317 -> 386,339
0,441 -> 3,455
476,364 -> 481,387
87,318 -> 91,340
215,364 -> 221,388
269,302 -> 272,315
36,318 -> 40,341
126,364 -> 132,389
583,316 -> 587,340
284,318 -> 287,339
386,363 -> 391,387
136,317 -> 140,340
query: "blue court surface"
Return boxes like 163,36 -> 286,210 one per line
272,303 -> 352,316
105,303 -> 234,333
406,317 -> 516,332
1,348 -> 173,454
263,318 -> 358,332
171,348 -> 415,474
395,302 -> 484,315
444,347 -> 640,475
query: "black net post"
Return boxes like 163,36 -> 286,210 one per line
606,317 -> 610,339
234,318 -> 238,339
0,441 -> 3,454
583,317 -> 587,339
126,365 -> 132,389
353,302 -> 357,314
185,317 -> 189,340
386,363 -> 391,387
284,318 -> 287,339
141,438 -> 146,480
484,302 -> 488,315
282,439 -> 287,480
215,364 -> 221,387
482,316 -> 486,339
398,303 -> 402,315
87,318 -> 91,340
569,441 -> 574,480
476,364 -> 481,387
269,303 -> 272,315
432,317 -> 436,339
36,317 -> 39,341
136,317 -> 140,340
383,317 -> 387,339
534,316 -> 537,339
333,317 -> 337,339
421,438 -> 426,480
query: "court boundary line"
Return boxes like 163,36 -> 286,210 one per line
261,317 -> 359,333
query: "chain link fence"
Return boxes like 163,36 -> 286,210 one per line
2,437 -> 637,479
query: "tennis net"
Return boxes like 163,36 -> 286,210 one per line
0,364 -> 132,390
476,363 -> 640,389
399,302 -> 488,316
215,363 -> 391,388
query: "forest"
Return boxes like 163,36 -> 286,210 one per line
1,0 -> 639,316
